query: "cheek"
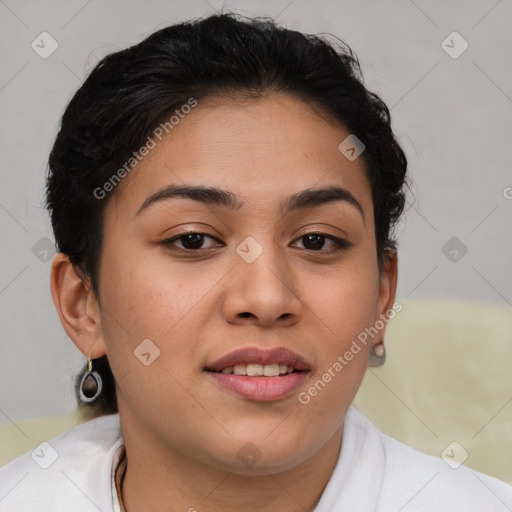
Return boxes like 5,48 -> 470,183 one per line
308,255 -> 380,351
99,248 -> 203,338
297,267 -> 378,434
96,251 -> 212,415
97,246 -> 228,386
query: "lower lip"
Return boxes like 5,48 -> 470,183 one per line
207,371 -> 308,401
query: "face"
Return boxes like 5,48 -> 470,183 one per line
90,93 -> 396,474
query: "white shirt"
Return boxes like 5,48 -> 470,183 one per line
1,404 -> 511,511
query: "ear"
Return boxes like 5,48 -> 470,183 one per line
374,249 -> 399,346
50,252 -> 106,359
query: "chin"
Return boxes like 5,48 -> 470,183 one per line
204,435 -> 317,476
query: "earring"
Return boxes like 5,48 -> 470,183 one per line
79,358 -> 103,403
368,342 -> 386,367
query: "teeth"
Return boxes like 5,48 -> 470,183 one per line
219,363 -> 296,376
246,364 -> 263,376
263,363 -> 280,376
233,364 -> 246,375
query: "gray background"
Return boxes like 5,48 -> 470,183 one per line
0,0 -> 511,422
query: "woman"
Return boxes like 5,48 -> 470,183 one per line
1,12 -> 511,512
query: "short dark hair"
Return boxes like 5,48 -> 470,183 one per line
45,12 -> 408,417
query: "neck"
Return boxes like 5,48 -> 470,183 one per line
116,408 -> 343,512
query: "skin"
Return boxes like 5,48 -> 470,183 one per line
50,92 -> 398,512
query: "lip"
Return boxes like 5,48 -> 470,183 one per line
206,346 -> 310,373
205,346 -> 310,402
207,372 -> 308,401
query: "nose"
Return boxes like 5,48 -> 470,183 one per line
221,241 -> 303,328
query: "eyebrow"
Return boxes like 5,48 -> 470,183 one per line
135,183 -> 365,222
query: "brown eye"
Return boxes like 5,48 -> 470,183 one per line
302,233 -> 325,250
162,231 -> 221,251
178,233 -> 206,250
293,232 -> 351,252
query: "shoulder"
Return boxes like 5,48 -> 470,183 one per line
0,413 -> 123,512
348,406 -> 512,511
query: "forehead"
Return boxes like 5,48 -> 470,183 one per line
108,93 -> 373,219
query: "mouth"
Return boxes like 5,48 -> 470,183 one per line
205,347 -> 310,402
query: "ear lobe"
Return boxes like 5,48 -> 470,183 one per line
50,253 -> 106,359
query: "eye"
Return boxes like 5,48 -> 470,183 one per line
292,232 -> 351,252
161,231 -> 222,251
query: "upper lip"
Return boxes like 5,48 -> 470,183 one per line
207,347 -> 310,372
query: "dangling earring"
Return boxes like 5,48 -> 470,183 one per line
368,341 -> 386,367
79,358 -> 103,403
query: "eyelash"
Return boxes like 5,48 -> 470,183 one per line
161,230 -> 351,254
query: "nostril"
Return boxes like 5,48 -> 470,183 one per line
239,312 -> 252,318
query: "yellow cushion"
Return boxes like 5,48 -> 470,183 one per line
0,409 -> 96,467
354,298 -> 512,484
